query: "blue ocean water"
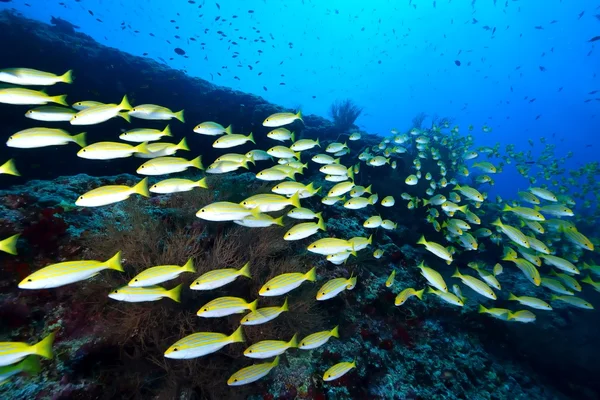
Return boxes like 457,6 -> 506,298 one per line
0,1 -> 599,399
4,0 -> 598,199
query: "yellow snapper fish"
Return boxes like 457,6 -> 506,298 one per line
244,334 -> 297,359
267,127 -> 294,142
120,125 -> 172,143
263,111 -> 303,127
502,257 -> 541,286
19,252 -> 123,289
0,355 -> 41,385
307,238 -> 354,255
325,142 -> 348,153
256,166 -> 297,181
373,248 -> 385,259
328,181 -> 355,197
246,149 -> 272,161
241,298 -> 289,325
234,214 -> 284,228
405,174 -> 419,185
322,195 -> 345,205
129,259 -> 195,287
284,218 -> 326,241
274,182 -> 320,198
137,156 -> 203,175
381,196 -> 395,207
560,227 -> 594,251
0,159 -> 19,176
196,201 -> 261,221
197,297 -> 258,318
550,270 -> 581,292
316,275 -> 357,300
348,235 -> 372,251
491,219 -> 530,248
507,310 -> 536,323
267,145 -> 300,159
540,254 -> 579,274
241,192 -> 301,212
472,161 -> 497,173
0,68 -> 72,85
529,187 -> 557,202
299,326 -> 339,350
417,261 -> 448,292
0,332 -> 55,367
502,204 -> 545,221
508,293 -> 552,310
227,355 -> 280,386
109,284 -> 182,303
427,287 -> 464,306
25,105 -> 77,122
551,294 -> 594,309
150,177 -> 208,194
541,277 -> 574,295
452,269 -> 497,300
193,121 -> 231,136
323,359 -> 356,382
343,196 -> 376,210
349,184 -> 372,198
478,305 -> 510,320
385,270 -> 396,287
259,267 -> 316,296
128,104 -> 184,122
363,215 -> 382,229
394,287 -> 424,306
453,184 -> 484,202
349,132 -> 361,141
0,87 -> 68,106
213,132 -> 255,148
206,159 -> 249,174
417,236 -> 453,264
76,178 -> 149,207
70,95 -> 131,125
164,326 -> 244,359
190,262 -> 251,290
0,234 -> 20,255
7,128 -> 86,149
290,138 -> 320,151
78,141 -> 149,160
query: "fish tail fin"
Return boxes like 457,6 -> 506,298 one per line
583,262 -> 590,270
290,131 -> 295,142
296,110 -> 303,122
279,297 -> 289,312
248,132 -> 255,144
105,251 -> 124,272
293,152 -> 301,161
317,216 -> 327,231
491,218 -> 502,227
239,159 -> 250,169
72,132 -> 87,148
417,235 -> 427,245
238,262 -> 252,278
167,284 -> 183,303
248,299 -> 258,312
190,156 -> 204,170
315,211 -> 322,220
454,184 -> 461,190
502,204 -> 512,212
289,191 -> 301,208
174,109 -> 185,123
272,355 -> 280,367
316,137 -> 320,147
348,167 -> 355,182
458,205 -> 468,213
367,234 -> 373,245
274,216 -> 285,227
330,325 -> 340,338
177,137 -> 189,151
304,182 -> 314,194
0,158 -> 20,176
182,258 -> 195,273
51,94 -> 68,106
426,287 -> 436,295
118,111 -> 131,122
60,69 -> 73,84
348,276 -> 358,289
162,124 -> 173,137
508,293 -> 518,301
134,142 -> 150,154
304,266 -> 317,282
119,95 -> 132,110
365,184 -> 372,194
225,124 -> 233,135
33,332 -> 55,360
550,294 -> 559,301
451,268 -> 461,278
229,326 -> 245,343
478,304 -> 488,314
314,185 -> 322,195
333,158 -> 340,164
422,199 -> 430,207
582,275 -> 594,284
288,333 -> 298,348
133,177 -> 150,198
0,233 -> 20,255
197,177 -> 208,189
415,289 -> 425,300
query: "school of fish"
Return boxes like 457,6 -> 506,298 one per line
0,67 -> 598,387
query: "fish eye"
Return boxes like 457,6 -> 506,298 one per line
321,292 -> 325,296
248,350 -> 252,353
82,149 -> 86,152
234,379 -> 238,382
203,308 -> 208,311
27,279 -> 32,282
266,287 -> 270,291
173,348 -> 178,351
201,210 -> 205,212
113,290 -> 118,293
134,279 -> 138,281
73,115 -> 77,118
132,108 -> 136,111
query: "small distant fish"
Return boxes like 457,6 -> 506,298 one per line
323,359 -> 356,381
